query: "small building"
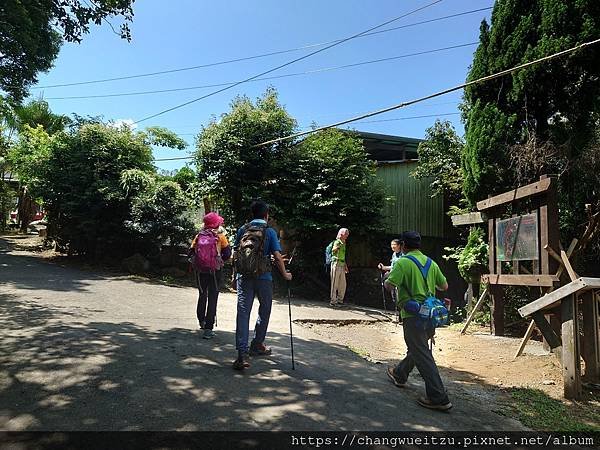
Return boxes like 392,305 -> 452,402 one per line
359,131 -> 445,239
344,130 -> 464,306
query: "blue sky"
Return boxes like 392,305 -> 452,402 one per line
30,0 -> 493,171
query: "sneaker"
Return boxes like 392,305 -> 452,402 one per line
386,366 -> 406,388
199,320 -> 206,330
329,302 -> 339,308
202,329 -> 215,339
417,396 -> 452,411
232,353 -> 250,370
249,342 -> 272,357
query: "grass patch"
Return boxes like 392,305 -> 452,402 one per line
347,345 -> 369,359
447,322 -> 465,331
507,387 -> 600,432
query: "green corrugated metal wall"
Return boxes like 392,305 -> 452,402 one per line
376,161 -> 444,238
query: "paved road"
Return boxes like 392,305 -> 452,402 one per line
0,236 -> 526,431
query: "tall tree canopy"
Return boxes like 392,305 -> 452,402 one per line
0,0 -> 135,101
462,0 -> 600,220
194,88 -> 384,238
272,128 -> 385,237
411,119 -> 464,210
194,88 -> 297,225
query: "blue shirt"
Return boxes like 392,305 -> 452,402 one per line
234,219 -> 281,281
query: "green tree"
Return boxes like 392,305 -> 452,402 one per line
273,128 -> 385,237
171,166 -> 196,193
1,0 -> 135,101
411,119 -> 465,210
194,88 -> 297,224
462,0 -> 600,211
11,122 -> 185,256
0,97 -> 68,230
121,169 -> 195,252
11,98 -> 70,134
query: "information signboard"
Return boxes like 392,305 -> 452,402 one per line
496,213 -> 539,261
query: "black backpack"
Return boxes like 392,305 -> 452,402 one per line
234,223 -> 272,277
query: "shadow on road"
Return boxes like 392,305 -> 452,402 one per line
0,289 -> 524,432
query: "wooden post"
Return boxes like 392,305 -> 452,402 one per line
488,215 -> 505,335
539,175 -> 560,277
539,176 -> 561,348
561,294 -> 582,399
514,319 -> 536,359
581,290 -> 600,382
532,311 -> 562,350
461,287 -> 489,334
466,282 -> 474,313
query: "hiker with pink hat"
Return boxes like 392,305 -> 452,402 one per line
190,212 -> 231,339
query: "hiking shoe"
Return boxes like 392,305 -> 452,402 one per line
232,353 -> 250,370
249,342 -> 272,357
202,329 -> 215,339
417,396 -> 452,411
386,366 -> 406,388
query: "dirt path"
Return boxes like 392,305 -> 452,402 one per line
297,319 -> 564,399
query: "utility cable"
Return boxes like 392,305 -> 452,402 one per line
153,112 -> 461,161
253,37 -> 600,148
46,42 -> 477,100
172,112 -> 460,137
32,5 -> 489,90
133,0 -> 443,124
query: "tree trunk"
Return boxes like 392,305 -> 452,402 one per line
17,186 -> 34,233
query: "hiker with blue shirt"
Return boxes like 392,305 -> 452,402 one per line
384,231 -> 452,411
378,238 -> 403,306
232,200 -> 292,370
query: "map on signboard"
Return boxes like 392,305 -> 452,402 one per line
496,213 -> 539,261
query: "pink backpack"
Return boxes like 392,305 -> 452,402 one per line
194,230 -> 222,272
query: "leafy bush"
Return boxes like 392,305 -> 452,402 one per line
12,122 -> 190,258
122,170 -> 195,253
444,227 -> 488,282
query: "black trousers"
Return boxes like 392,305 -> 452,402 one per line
196,270 -> 222,330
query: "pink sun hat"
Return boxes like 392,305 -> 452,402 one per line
203,212 -> 224,229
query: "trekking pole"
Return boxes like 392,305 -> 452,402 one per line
286,247 -> 297,370
287,277 -> 295,370
213,271 -> 218,328
379,270 -> 388,312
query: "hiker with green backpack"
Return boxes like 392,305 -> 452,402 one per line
384,231 -> 452,411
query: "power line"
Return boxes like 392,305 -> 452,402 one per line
173,112 -> 461,137
154,156 -> 192,161
133,0 -> 444,124
46,42 -> 477,100
253,37 -> 600,148
168,101 -> 461,130
154,112 -> 461,162
32,5 -> 490,90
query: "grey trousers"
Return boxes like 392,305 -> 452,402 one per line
393,317 -> 449,404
